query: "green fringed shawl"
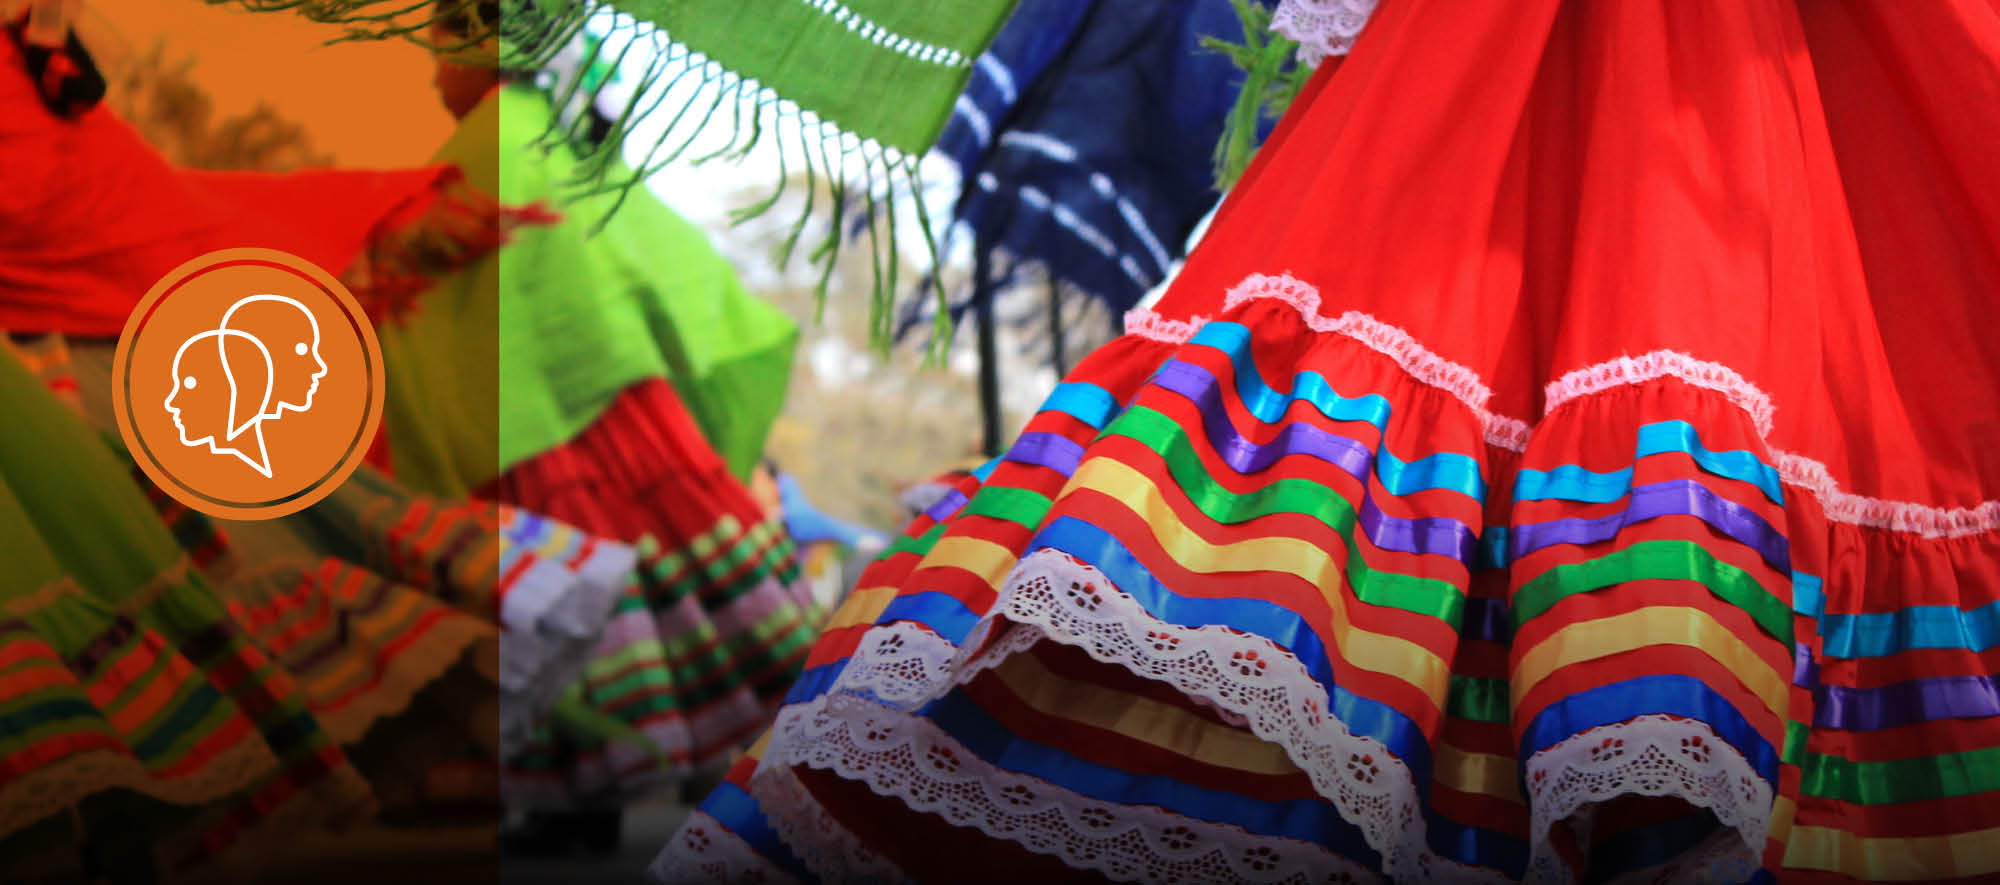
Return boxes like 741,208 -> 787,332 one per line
212,0 -> 1019,346
378,85 -> 799,497
599,0 -> 1014,156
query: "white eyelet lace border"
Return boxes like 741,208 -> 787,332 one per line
1271,0 -> 1382,68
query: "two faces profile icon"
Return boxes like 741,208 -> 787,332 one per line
165,295 -> 326,479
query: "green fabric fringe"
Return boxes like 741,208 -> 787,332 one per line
1202,0 -> 1308,192
210,0 -> 1014,357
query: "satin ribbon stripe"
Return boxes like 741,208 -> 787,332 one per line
1513,640 -> 1787,763
1518,675 -> 1781,783
1510,606 -> 1792,716
881,524 -> 946,559
922,487 -> 972,523
974,651 -> 1315,783
1808,744 -> 2000,804
1030,515 -> 1440,780
1433,743 -> 1522,803
1148,357 -> 1490,512
1801,713 -> 2000,771
911,536 -> 1028,596
1817,601 -> 2000,659
1004,431 -> 1088,477
882,485 -> 1060,564
1063,444 -> 1469,628
1043,469 -> 1459,702
1449,673 -> 1510,724
1109,399 -> 1484,565
875,592 -> 985,644
1135,382 -> 1486,531
1508,478 -> 1791,574
1083,423 -> 1476,596
1506,577 -> 1791,683
819,585 -> 900,633
925,687 -> 1382,861
1811,648 -> 2000,700
1784,821 -> 2000,882
1423,791 -> 1532,876
1811,673 -> 2000,730
697,780 -> 815,882
1510,539 -> 1793,645
1796,565 -> 2000,645
1794,788 -> 2000,840
1513,420 -> 1785,507
1172,325 -> 1493,500
1460,595 -> 1513,644
1037,381 -> 1126,431
1504,485 -> 1790,597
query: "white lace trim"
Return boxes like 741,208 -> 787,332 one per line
753,760 -> 911,884
650,810 -> 799,885
831,619 -> 963,709
1125,272 -> 1533,452
989,550 -> 1508,882
1271,0 -> 1380,67
1776,452 -> 2000,538
1524,715 -> 1770,884
1544,352 -> 1776,438
756,691 -> 1380,884
1124,308 -> 1208,345
1120,272 -> 2000,536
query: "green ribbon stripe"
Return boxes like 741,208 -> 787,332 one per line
1107,406 -> 1466,626
1510,539 -> 1793,646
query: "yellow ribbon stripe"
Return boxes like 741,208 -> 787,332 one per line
1055,458 -> 1451,703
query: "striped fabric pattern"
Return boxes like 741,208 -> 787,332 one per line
0,334 -> 633,874
658,293 -> 2000,882
504,510 -> 820,806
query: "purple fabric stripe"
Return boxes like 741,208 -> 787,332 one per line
1794,641 -> 1817,688
1005,432 -> 1086,476
1816,674 -> 2000,730
923,488 -> 972,523
1462,596 -> 1511,643
1356,494 -> 1478,564
1154,361 -> 1375,479
1508,478 -> 1790,573
1153,357 -> 1477,564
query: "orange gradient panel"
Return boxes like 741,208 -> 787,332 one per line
113,248 -> 385,520
95,0 -> 452,166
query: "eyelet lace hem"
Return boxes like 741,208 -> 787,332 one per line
987,549 -> 1469,881
1524,714 -> 1771,884
651,809 -> 799,884
756,691 -> 1378,884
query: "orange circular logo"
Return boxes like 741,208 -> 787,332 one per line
112,248 -> 385,521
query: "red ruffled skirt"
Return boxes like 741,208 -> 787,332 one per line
489,378 -> 820,806
657,1 -> 2000,882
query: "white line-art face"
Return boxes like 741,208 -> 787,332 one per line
220,293 -> 325,417
166,327 -> 274,478
163,295 -> 327,479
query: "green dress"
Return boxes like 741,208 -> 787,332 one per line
378,84 -> 800,494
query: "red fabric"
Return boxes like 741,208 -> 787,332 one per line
481,377 -> 774,549
0,34 -> 455,336
1158,0 -> 2000,510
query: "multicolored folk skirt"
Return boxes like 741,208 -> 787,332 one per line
489,377 -> 823,808
653,0 -> 2000,882
0,336 -> 631,878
